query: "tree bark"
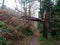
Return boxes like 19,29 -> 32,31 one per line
22,16 -> 44,22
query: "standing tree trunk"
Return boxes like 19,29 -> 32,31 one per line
42,0 -> 53,38
2,0 -> 4,9
43,10 -> 49,38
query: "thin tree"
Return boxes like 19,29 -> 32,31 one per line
2,0 -> 5,9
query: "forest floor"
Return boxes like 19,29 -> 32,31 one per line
29,30 -> 40,45
29,35 -> 39,45
6,33 -> 60,45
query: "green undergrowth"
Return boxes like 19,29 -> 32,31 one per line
38,22 -> 60,45
0,21 -> 33,45
0,34 -> 14,45
38,34 -> 58,45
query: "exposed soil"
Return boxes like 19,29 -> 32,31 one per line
30,31 -> 40,45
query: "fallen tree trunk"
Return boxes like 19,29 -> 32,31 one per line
21,11 -> 48,38
22,16 -> 44,22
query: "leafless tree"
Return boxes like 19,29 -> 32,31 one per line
2,0 -> 5,9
